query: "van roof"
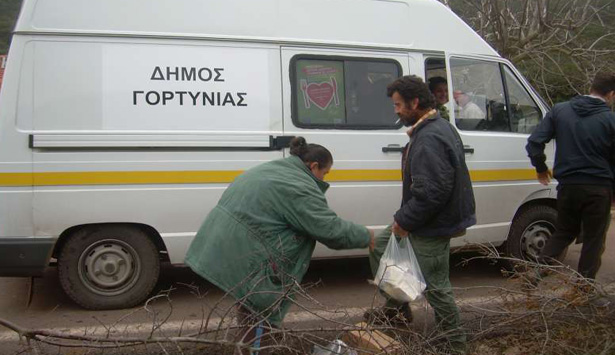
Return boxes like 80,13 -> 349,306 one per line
15,0 -> 497,56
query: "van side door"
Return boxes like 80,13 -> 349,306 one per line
281,47 -> 409,258
444,54 -> 554,247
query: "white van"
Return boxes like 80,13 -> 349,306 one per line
0,0 -> 555,309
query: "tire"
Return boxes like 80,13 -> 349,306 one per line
58,225 -> 160,309
506,204 -> 566,264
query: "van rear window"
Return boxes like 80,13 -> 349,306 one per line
291,56 -> 401,129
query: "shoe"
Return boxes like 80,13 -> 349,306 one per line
363,303 -> 413,326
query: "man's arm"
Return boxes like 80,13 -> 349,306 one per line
394,136 -> 455,232
526,110 -> 556,183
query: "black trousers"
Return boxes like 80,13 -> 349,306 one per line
541,184 -> 611,279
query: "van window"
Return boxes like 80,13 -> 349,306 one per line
450,57 -> 542,134
291,56 -> 401,129
450,58 -> 507,132
502,66 -> 542,133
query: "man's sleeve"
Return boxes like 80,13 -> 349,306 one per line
526,110 -> 556,173
394,136 -> 454,232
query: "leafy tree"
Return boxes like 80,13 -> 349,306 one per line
0,0 -> 22,54
440,0 -> 615,104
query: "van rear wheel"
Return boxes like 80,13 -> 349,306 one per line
506,205 -> 565,266
58,225 -> 160,309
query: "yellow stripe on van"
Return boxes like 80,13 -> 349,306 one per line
0,169 -> 537,186
326,169 -> 401,181
32,171 -> 244,186
327,169 -> 536,182
470,169 -> 536,182
0,173 -> 34,186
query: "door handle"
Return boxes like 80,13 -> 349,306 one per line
463,145 -> 474,154
382,144 -> 405,153
271,135 -> 295,150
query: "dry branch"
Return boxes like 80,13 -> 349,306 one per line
1,251 -> 615,354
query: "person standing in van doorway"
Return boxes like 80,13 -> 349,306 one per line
429,76 -> 450,120
526,72 -> 615,282
365,75 -> 476,353
185,137 -> 375,352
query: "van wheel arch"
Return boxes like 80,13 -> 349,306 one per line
510,198 -> 557,223
53,223 -> 168,262
55,223 -> 167,309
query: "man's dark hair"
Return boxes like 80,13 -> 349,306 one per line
428,76 -> 447,93
387,75 -> 435,110
590,72 -> 615,96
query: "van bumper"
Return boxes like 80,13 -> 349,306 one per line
0,237 -> 56,277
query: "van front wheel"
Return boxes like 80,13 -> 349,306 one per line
58,226 -> 160,309
506,205 -> 565,264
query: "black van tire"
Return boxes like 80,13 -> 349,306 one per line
506,204 -> 565,265
58,225 -> 160,309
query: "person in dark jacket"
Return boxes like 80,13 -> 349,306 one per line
366,75 -> 476,353
526,72 -> 615,280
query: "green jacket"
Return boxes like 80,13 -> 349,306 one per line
185,156 -> 370,326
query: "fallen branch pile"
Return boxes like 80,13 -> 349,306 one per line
1,251 -> 614,354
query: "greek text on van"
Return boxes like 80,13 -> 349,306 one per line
132,66 -> 248,107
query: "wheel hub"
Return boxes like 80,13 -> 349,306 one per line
520,223 -> 552,259
78,239 -> 141,296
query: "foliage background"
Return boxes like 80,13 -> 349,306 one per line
0,0 -> 21,54
441,0 -> 615,104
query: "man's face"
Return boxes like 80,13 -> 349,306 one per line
392,92 -> 420,126
453,90 -> 469,106
432,84 -> 449,105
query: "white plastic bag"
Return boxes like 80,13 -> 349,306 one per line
373,234 -> 426,302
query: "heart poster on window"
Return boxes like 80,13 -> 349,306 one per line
295,60 -> 345,125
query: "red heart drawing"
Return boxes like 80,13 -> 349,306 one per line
306,82 -> 335,110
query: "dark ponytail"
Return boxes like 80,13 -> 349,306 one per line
289,136 -> 333,169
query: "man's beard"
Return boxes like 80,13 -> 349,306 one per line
399,113 -> 419,127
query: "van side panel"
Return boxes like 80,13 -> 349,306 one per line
0,37 -> 39,275
450,182 -> 553,248
7,37 -> 285,265
22,39 -> 276,132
